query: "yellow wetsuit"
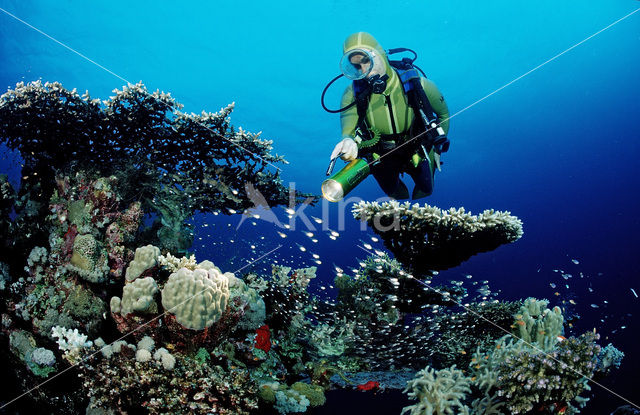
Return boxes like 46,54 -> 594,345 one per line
339,32 -> 451,199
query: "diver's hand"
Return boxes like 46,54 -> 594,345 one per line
330,138 -> 358,161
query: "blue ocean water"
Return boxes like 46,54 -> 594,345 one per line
1,0 -> 639,413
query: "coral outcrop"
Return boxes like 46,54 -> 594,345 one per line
401,299 -> 622,414
111,276 -> 159,316
125,245 -> 160,282
0,80 -> 314,257
161,267 -> 231,331
352,200 -> 523,274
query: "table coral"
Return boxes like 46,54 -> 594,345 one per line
352,200 -> 523,273
0,81 -> 312,244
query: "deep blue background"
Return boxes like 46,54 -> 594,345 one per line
1,1 -> 639,413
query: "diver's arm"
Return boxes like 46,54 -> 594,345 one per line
421,78 -> 450,135
340,86 -> 359,140
329,86 -> 360,162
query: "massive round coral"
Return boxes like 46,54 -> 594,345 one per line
161,267 -> 230,330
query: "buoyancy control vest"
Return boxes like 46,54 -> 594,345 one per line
321,48 -> 450,158
357,53 -> 450,157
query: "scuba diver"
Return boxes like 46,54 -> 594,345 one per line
321,32 -> 450,201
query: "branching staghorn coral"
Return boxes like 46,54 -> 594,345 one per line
352,200 -> 523,274
158,252 -> 198,272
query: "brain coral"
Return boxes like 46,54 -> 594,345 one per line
161,267 -> 230,330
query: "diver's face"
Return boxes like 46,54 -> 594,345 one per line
349,53 -> 372,78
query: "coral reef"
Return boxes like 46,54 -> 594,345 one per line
467,300 -> 620,414
398,298 -> 622,414
493,332 -> 599,413
352,200 -> 523,274
430,300 -> 521,368
77,338 -> 259,415
332,253 -> 475,371
0,80 -> 625,415
0,80 -> 314,261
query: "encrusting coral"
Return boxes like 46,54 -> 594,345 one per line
352,200 -> 523,274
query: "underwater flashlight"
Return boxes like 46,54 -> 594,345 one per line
321,158 -> 371,202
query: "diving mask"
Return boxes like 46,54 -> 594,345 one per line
340,48 -> 377,80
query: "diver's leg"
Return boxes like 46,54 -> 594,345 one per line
409,158 -> 434,200
372,160 -> 410,200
